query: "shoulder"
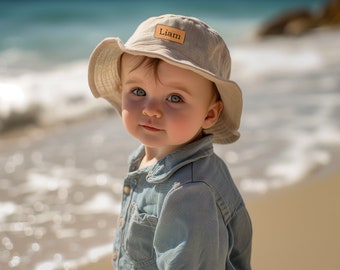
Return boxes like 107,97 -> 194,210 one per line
170,153 -> 236,194
160,181 -> 220,225
166,154 -> 244,222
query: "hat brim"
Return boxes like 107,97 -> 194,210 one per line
88,38 -> 242,144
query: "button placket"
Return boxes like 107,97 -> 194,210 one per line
112,250 -> 118,261
119,179 -> 137,236
119,215 -> 124,228
115,178 -> 136,268
121,178 -> 136,212
116,177 -> 139,268
123,185 -> 131,195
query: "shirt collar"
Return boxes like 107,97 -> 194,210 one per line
128,135 -> 214,184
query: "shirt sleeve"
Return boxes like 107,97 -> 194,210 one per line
153,182 -> 229,270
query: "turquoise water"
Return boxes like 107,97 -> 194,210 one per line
0,0 -> 325,67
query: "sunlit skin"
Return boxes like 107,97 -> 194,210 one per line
119,54 -> 223,168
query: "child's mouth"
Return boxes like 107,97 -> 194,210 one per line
141,125 -> 162,132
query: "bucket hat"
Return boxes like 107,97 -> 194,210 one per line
88,14 -> 242,144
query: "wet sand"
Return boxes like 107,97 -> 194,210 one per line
77,168 -> 340,270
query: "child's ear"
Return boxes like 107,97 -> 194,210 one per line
202,100 -> 223,129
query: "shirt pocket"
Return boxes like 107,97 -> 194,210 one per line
123,202 -> 158,267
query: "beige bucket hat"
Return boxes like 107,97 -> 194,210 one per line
88,14 -> 242,144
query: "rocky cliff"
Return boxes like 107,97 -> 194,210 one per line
257,0 -> 340,37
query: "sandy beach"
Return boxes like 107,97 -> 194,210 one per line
249,169 -> 340,270
76,167 -> 340,270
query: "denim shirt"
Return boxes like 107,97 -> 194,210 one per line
113,135 -> 252,270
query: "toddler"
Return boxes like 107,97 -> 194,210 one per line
88,14 -> 252,270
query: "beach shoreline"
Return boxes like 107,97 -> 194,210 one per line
1,117 -> 339,270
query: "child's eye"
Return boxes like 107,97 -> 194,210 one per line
167,95 -> 183,103
132,88 -> 146,96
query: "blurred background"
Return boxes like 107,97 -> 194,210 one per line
1,0 -> 339,269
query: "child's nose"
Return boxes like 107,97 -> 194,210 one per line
142,99 -> 162,119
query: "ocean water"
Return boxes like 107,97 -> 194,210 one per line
1,0 -> 340,269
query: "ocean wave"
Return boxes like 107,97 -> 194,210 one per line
0,61 -> 112,132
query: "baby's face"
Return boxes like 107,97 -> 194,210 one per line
119,54 -> 222,154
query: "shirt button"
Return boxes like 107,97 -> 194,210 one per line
112,251 -> 118,261
119,216 -> 124,228
123,185 -> 131,195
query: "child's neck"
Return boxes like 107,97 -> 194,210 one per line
139,132 -> 205,169
139,155 -> 158,169
139,145 -> 178,169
